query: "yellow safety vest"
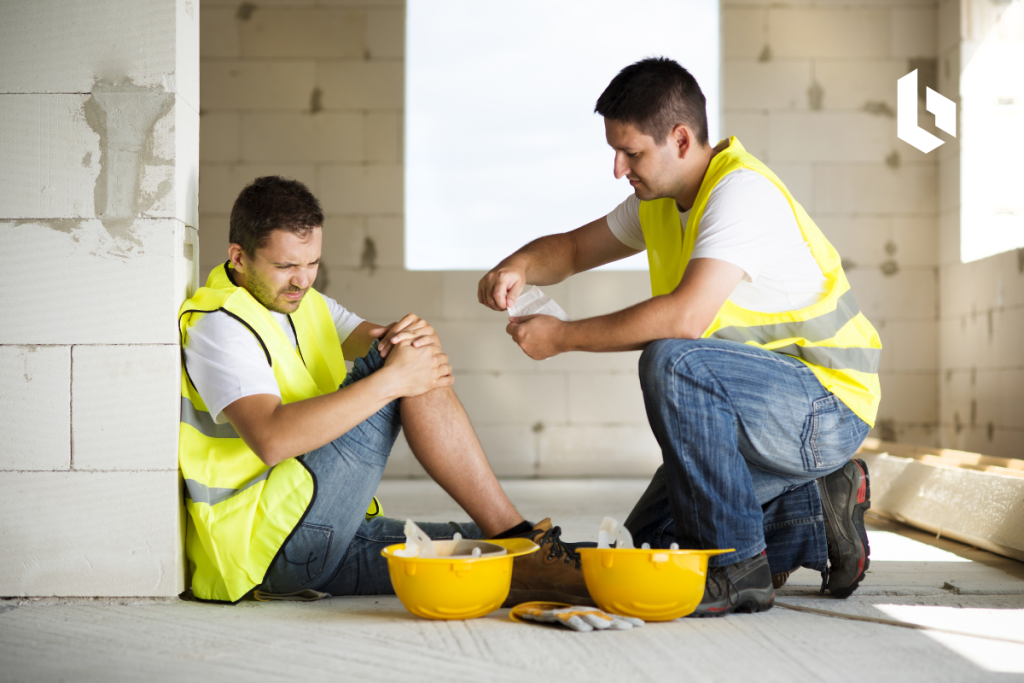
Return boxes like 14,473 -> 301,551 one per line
639,137 -> 881,426
178,263 -> 377,603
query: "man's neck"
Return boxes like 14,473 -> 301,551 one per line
673,142 -> 720,212
227,262 -> 250,293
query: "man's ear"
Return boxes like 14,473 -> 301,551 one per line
671,124 -> 692,159
227,243 -> 246,272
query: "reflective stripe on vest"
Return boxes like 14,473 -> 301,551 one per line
638,137 -> 882,426
185,469 -> 273,506
180,396 -> 240,439
708,289 -> 881,374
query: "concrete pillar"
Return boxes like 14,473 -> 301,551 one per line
0,0 -> 198,596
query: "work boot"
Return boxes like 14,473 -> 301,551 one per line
689,550 -> 775,618
504,519 -> 594,607
771,571 -> 791,590
818,458 -> 871,599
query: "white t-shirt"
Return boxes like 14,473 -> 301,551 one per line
606,169 -> 828,313
183,296 -> 363,424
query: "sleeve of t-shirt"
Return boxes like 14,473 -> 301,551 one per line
183,312 -> 282,424
605,194 -> 647,251
691,170 -> 793,282
322,295 -> 364,343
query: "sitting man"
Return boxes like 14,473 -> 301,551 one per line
179,176 -> 588,604
479,58 -> 879,616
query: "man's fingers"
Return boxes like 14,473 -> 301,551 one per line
388,318 -> 430,344
505,278 -> 525,310
411,334 -> 439,348
389,313 -> 420,336
390,326 -> 436,347
368,326 -> 388,339
490,285 -> 506,311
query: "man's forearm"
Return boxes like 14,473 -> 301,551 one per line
562,295 -> 708,353
501,233 -> 579,285
230,369 -> 401,467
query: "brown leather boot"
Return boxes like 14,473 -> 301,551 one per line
503,519 -> 594,607
772,571 -> 791,589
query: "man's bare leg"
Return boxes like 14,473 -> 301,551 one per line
400,386 -> 524,537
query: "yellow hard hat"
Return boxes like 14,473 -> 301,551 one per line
382,537 -> 539,620
578,547 -> 733,621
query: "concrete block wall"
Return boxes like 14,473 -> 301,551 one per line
197,0 -> 661,478
0,1 -> 198,595
723,0 -> 942,446
935,0 -> 1024,458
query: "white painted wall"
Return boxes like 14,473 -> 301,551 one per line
0,0 -> 198,596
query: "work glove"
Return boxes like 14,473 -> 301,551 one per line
511,602 -> 644,632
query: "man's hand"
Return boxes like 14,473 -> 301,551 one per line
506,314 -> 566,360
382,339 -> 453,396
478,264 -> 526,312
478,218 -> 639,313
370,313 -> 441,359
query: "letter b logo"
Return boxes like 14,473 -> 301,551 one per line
897,69 -> 956,153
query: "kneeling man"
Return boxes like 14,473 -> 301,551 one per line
179,176 -> 586,604
480,59 -> 879,616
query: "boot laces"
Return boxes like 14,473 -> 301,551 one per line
705,567 -> 740,606
538,525 -> 581,569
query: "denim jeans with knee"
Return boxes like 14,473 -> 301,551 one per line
624,338 -> 869,574
260,341 -> 481,597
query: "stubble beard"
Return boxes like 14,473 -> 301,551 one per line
247,271 -> 304,314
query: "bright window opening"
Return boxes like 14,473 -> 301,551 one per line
405,0 -> 721,270
959,0 -> 1024,263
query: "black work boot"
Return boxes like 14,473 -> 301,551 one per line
689,551 -> 775,618
818,458 -> 871,598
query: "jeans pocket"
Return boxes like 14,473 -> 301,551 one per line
801,394 -> 861,472
266,523 -> 334,592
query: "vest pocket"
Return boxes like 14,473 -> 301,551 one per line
266,522 -> 334,592
801,394 -> 860,472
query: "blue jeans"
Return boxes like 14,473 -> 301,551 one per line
624,338 -> 869,573
260,341 -> 481,596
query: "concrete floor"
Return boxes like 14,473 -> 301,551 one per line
3,479 -> 1024,683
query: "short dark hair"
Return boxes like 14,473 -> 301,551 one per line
595,57 -> 709,147
229,176 -> 324,255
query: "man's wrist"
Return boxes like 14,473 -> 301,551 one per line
365,365 -> 403,403
558,320 -> 578,354
499,254 -> 530,280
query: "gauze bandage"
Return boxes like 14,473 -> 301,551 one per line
507,286 -> 569,321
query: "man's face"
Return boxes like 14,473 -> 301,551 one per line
605,119 -> 685,201
239,228 -> 322,314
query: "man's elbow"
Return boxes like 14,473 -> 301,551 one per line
670,316 -> 708,341
245,433 -> 286,468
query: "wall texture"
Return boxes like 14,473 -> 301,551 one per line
0,0 -> 199,595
